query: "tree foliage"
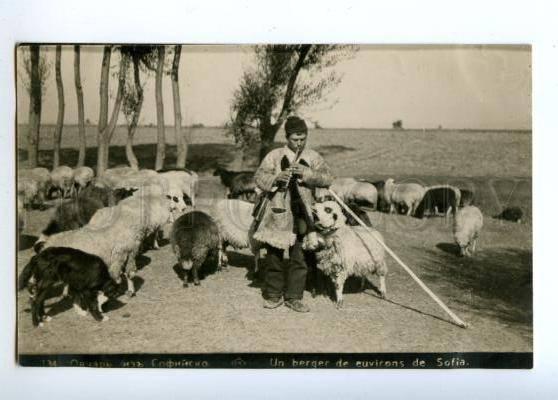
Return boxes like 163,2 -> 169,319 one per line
18,45 -> 51,96
228,45 -> 355,153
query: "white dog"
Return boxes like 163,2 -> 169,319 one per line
303,200 -> 388,307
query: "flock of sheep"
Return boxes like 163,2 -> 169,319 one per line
17,161 -> 518,326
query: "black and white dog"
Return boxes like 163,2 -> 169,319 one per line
18,247 -> 119,327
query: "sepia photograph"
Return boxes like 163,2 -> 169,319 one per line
15,43 -> 532,368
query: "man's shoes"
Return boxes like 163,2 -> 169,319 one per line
263,297 -> 284,309
284,299 -> 310,313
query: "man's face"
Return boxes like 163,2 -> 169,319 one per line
287,132 -> 307,153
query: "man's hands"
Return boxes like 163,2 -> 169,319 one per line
274,163 -> 311,186
274,170 -> 292,185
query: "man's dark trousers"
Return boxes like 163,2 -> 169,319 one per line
263,236 -> 307,301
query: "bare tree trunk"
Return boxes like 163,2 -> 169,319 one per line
155,46 -> 166,170
96,46 -> 111,175
96,47 -> 127,175
74,45 -> 86,167
125,55 -> 143,170
171,45 -> 186,168
27,45 -> 42,168
53,45 -> 64,168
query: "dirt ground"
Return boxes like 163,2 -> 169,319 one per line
16,127 -> 532,354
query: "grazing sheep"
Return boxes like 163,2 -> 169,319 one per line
102,168 -> 190,214
495,206 -> 524,223
50,166 -> 74,198
40,194 -> 175,296
170,211 -> 220,287
209,199 -> 261,271
72,166 -> 95,195
19,168 -> 51,203
303,200 -> 388,308
459,189 -> 474,207
213,167 -> 257,203
369,180 -> 390,212
18,247 -> 119,326
330,178 -> 378,208
34,185 -> 136,250
414,185 -> 461,218
384,178 -> 426,216
157,169 -> 199,207
17,177 -> 40,209
453,206 -> 483,257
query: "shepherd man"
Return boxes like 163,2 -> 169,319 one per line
253,116 -> 333,312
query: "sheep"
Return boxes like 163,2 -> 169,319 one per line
170,211 -> 221,287
157,169 -> 199,207
453,205 -> 483,257
384,178 -> 426,216
19,168 -> 51,203
40,194 -> 175,296
34,184 -> 137,251
213,167 -> 257,203
18,247 -> 119,326
102,169 -> 189,215
330,178 -> 378,209
98,166 -> 138,188
459,189 -> 474,207
302,200 -> 388,308
17,176 -> 40,209
495,206 -> 523,223
208,199 -> 261,271
414,185 -> 461,218
50,166 -> 74,198
72,166 -> 95,195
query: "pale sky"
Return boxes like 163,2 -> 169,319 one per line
16,44 -> 531,130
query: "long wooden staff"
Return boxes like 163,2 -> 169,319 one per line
328,188 -> 469,329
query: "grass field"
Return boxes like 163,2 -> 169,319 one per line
16,125 -> 532,354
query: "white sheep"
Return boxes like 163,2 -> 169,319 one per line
50,165 -> 74,198
303,200 -> 388,308
99,166 -> 138,188
158,170 -> 199,207
18,168 -> 51,205
102,169 -> 189,215
72,166 -> 95,195
453,205 -> 483,257
17,177 -> 40,208
330,178 -> 378,208
42,194 -> 174,296
209,199 -> 262,272
384,178 -> 426,216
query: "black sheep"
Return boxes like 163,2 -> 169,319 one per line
170,211 -> 221,287
414,186 -> 460,218
35,185 -> 136,252
459,189 -> 475,207
213,167 -> 257,202
362,179 -> 389,212
19,247 -> 119,326
495,206 -> 524,223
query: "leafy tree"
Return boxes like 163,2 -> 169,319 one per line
229,45 -> 355,161
96,46 -> 128,175
392,119 -> 403,129
120,45 -> 153,169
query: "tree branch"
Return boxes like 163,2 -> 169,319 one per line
276,45 -> 312,126
107,54 -> 129,142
